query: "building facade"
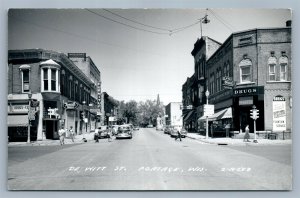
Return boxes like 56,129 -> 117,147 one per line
7,49 -> 101,141
184,23 -> 292,139
165,102 -> 182,126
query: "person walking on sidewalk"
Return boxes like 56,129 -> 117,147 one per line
244,125 -> 250,142
69,126 -> 75,142
58,128 -> 66,145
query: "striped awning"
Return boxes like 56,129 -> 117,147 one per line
7,114 -> 28,127
198,107 -> 232,121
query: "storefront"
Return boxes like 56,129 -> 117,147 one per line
232,86 -> 265,133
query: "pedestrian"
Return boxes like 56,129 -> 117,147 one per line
69,126 -> 75,142
244,125 -> 250,142
225,123 -> 231,138
175,126 -> 182,141
58,128 -> 66,145
107,126 -> 113,142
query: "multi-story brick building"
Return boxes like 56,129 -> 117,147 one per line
7,49 -> 101,142
184,22 -> 292,138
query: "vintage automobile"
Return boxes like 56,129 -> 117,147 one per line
170,125 -> 187,138
163,125 -> 171,134
94,125 -> 109,139
133,125 -> 140,130
115,125 -> 133,139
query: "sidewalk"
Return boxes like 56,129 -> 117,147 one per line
186,133 -> 292,146
8,132 -> 96,147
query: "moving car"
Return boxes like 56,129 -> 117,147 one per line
115,125 -> 133,139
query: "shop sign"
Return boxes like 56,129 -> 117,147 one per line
272,95 -> 286,132
8,104 -> 29,113
64,102 -> 79,110
233,86 -> 264,97
204,104 -> 214,116
222,76 -> 234,89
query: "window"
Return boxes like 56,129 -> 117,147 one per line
280,64 -> 287,81
51,69 -> 56,91
22,70 -> 30,92
43,68 -> 48,91
19,65 -> 31,93
40,59 -> 60,92
239,59 -> 252,83
269,65 -> 276,81
268,57 -> 277,81
279,56 -> 288,81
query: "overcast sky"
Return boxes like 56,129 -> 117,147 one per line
8,9 -> 291,104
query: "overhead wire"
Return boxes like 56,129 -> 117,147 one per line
87,9 -> 200,35
208,9 -> 235,32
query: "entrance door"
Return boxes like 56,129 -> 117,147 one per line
45,120 -> 58,139
239,106 -> 254,133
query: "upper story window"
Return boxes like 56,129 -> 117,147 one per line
40,59 -> 61,92
239,59 -> 252,83
19,64 -> 31,93
279,56 -> 288,81
268,57 -> 277,81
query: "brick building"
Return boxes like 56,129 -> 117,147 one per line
7,49 -> 101,141
184,22 -> 292,138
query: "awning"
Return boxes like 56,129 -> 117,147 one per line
198,107 -> 232,121
183,110 -> 196,122
7,114 -> 28,127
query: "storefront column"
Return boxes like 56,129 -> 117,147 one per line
37,98 -> 44,141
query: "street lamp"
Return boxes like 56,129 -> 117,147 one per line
200,11 -> 210,37
27,92 -> 32,143
205,89 -> 210,139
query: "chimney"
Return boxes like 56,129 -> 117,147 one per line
286,20 -> 292,27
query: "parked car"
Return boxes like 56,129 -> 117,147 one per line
147,124 -> 154,128
115,125 -> 133,139
94,125 -> 109,139
111,125 -> 119,135
170,125 -> 186,138
164,125 -> 171,134
133,125 -> 140,130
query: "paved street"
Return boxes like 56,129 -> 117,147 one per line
8,128 -> 292,190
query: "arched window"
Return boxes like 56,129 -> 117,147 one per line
279,56 -> 288,81
268,57 -> 277,81
239,59 -> 252,83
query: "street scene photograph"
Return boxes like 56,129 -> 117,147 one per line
7,8 -> 292,190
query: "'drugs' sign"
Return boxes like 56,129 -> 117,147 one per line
273,95 -> 286,131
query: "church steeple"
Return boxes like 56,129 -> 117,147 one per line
156,94 -> 160,106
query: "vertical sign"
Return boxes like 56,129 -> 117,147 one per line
272,95 -> 286,131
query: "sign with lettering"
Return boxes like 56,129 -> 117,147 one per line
8,104 -> 29,113
233,86 -> 264,97
64,102 -> 79,110
273,95 -> 286,132
204,104 -> 214,116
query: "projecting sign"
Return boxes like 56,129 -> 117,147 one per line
204,104 -> 214,116
272,95 -> 286,132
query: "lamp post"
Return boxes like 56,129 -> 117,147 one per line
27,92 -> 32,143
205,89 -> 210,139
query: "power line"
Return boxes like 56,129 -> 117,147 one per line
103,9 -> 171,32
87,9 -> 200,35
86,9 -> 171,35
208,9 -> 235,32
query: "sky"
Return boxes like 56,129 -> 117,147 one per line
8,8 -> 291,105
